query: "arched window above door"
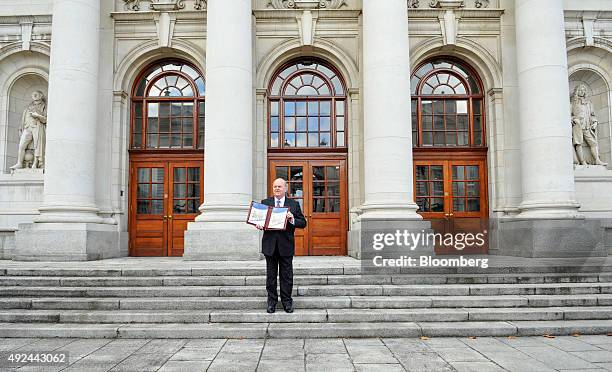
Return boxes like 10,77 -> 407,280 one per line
411,58 -> 485,148
131,61 -> 205,150
268,59 -> 347,149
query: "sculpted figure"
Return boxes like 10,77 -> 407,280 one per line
10,91 -> 47,170
571,84 -> 607,166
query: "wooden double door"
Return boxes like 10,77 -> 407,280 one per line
129,157 -> 203,256
269,157 -> 347,256
414,156 -> 488,254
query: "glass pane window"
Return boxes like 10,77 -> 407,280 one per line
412,59 -> 484,149
173,167 -> 201,214
136,167 -> 164,215
268,60 -> 346,149
131,61 -> 205,150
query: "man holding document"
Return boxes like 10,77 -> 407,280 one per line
252,178 -> 306,313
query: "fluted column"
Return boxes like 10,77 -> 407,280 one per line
14,0 -> 121,261
348,0 -> 433,260
515,0 -> 580,218
495,0 -> 605,259
37,0 -> 103,223
360,0 -> 421,220
184,0 -> 259,260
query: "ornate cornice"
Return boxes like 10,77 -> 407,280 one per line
122,0 -> 205,11
268,0 -> 347,10
409,0 -> 490,8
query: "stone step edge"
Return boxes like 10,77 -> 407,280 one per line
2,282 -> 612,290
0,320 -> 610,338
2,295 -> 612,309
1,272 -> 610,283
0,306 -> 609,323
2,267 -> 612,277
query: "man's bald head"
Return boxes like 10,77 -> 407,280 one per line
272,178 -> 287,198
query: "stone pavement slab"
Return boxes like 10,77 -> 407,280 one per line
0,335 -> 610,371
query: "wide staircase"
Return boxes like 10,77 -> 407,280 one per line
0,257 -> 611,338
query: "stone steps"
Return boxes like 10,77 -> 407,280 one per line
1,272 -> 611,284
2,294 -> 612,310
2,273 -> 612,286
0,307 -> 610,324
1,282 -> 610,297
0,259 -> 610,338
0,320 -> 611,339
2,265 -> 612,277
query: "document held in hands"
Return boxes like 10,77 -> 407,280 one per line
246,201 -> 288,230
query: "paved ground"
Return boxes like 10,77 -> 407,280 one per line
0,336 -> 611,371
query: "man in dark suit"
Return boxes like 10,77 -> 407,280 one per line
255,178 -> 307,313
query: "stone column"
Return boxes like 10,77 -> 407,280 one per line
514,0 -> 580,218
349,0 -> 432,259
184,0 -> 260,260
497,0 -> 605,258
14,0 -> 119,261
360,0 -> 421,220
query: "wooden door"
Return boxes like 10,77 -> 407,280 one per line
130,162 -> 167,256
269,158 -> 347,256
168,161 -> 203,257
415,159 -> 488,254
129,159 -> 203,256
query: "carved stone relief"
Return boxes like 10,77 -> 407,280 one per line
194,0 -> 206,10
268,0 -> 347,9
122,0 -> 205,11
408,0 -> 490,8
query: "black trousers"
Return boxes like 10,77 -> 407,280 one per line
264,246 -> 293,307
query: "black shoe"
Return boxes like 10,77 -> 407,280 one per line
267,305 -> 276,313
283,304 -> 293,313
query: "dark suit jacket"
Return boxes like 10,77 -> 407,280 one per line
260,196 -> 307,257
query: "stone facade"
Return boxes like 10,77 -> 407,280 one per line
0,0 -> 610,260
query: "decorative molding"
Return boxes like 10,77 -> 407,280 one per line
19,18 -> 33,51
123,0 -> 141,11
440,9 -> 459,45
123,0 -> 194,11
268,0 -> 347,10
150,0 -> 185,11
474,0 -> 489,8
429,0 -> 464,9
193,0 -> 206,10
154,12 -> 177,47
409,0 -> 495,9
297,10 -> 317,46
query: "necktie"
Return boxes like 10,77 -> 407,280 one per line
276,199 -> 281,207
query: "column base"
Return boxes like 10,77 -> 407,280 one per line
348,219 -> 435,259
183,222 -> 262,261
495,218 -> 606,258
13,223 -> 121,261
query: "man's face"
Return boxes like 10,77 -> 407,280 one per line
273,179 -> 286,198
32,92 -> 42,101
577,85 -> 586,97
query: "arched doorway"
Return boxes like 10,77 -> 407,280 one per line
128,60 -> 205,257
267,58 -> 348,256
411,57 -> 489,254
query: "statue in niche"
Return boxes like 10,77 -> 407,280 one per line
571,84 -> 607,166
10,91 -> 47,170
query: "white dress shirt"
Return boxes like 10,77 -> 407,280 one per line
274,196 -> 294,224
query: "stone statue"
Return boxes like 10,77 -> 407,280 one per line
571,84 -> 607,166
10,91 -> 47,170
